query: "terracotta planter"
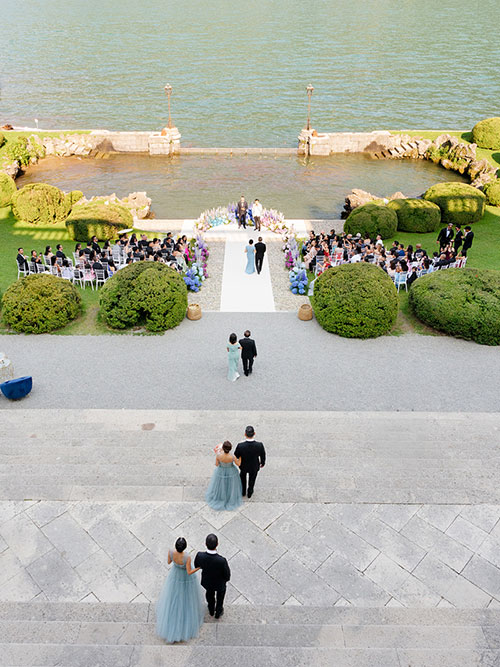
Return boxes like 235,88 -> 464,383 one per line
298,304 -> 313,321
187,304 -> 202,320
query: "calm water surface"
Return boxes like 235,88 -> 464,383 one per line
1,0 -> 499,145
17,154 -> 465,219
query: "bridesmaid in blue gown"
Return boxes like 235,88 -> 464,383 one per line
245,239 -> 256,274
156,537 -> 204,643
206,441 -> 243,511
227,333 -> 241,382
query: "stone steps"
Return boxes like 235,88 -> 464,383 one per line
0,604 -> 498,665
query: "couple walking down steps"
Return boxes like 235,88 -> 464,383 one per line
156,427 -> 266,643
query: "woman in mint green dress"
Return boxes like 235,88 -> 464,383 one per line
156,537 -> 204,643
206,441 -> 243,511
245,239 -> 256,274
227,332 -> 241,381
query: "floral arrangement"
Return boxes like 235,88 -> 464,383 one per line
183,235 -> 209,292
194,203 -> 291,239
289,266 -> 308,294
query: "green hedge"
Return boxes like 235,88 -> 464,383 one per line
423,182 -> 485,225
471,117 -> 500,150
409,269 -> 500,345
310,263 -> 398,338
0,173 -> 17,208
65,200 -> 133,241
344,202 -> 398,240
2,274 -> 81,333
484,180 -> 500,207
12,183 -> 69,225
99,262 -> 187,332
387,198 -> 441,233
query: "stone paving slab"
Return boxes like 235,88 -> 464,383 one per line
1,499 -> 500,609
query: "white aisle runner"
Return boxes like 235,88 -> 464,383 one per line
220,231 -> 275,312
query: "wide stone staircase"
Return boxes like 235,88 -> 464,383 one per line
0,410 -> 499,666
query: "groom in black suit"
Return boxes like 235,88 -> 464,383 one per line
234,426 -> 266,498
194,534 -> 231,619
239,330 -> 257,376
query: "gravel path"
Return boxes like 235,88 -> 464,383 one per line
1,314 -> 499,412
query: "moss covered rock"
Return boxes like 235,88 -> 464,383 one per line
423,182 -> 485,225
472,117 -> 500,150
99,262 -> 187,332
409,269 -> 500,345
484,180 -> 500,207
344,202 -> 398,240
2,274 -> 81,333
387,198 -> 441,233
65,200 -> 133,241
0,173 -> 17,208
310,263 -> 398,338
12,183 -> 68,225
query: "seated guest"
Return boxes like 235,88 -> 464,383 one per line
84,241 -> 93,256
44,245 -> 54,261
414,243 -> 427,260
50,255 -> 62,274
74,242 -> 82,256
129,233 -> 138,247
17,247 -> 29,272
397,243 -> 406,258
102,240 -> 111,253
61,259 -> 73,280
399,258 -> 409,272
30,250 -> 42,265
386,260 -> 397,279
133,247 -> 144,261
91,235 -> 101,254
91,252 -> 104,272
406,266 -> 418,287
304,240 -> 318,270
138,234 -> 149,249
406,245 -> 414,263
375,234 -> 384,248
350,248 -> 362,263
56,244 -> 66,260
434,253 -> 452,269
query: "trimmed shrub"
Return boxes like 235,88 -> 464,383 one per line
387,198 -> 441,233
344,203 -> 398,240
2,274 -> 81,333
423,182 -> 485,225
0,132 -> 5,148
0,173 -> 17,208
64,190 -> 84,214
471,117 -> 500,150
99,262 -> 187,332
65,200 -> 133,241
310,263 -> 398,339
484,180 -> 500,207
409,269 -> 500,346
5,137 -> 31,166
12,183 -> 68,225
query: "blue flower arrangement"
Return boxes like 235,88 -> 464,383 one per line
289,266 -> 308,294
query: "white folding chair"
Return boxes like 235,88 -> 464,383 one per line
82,268 -> 95,290
394,272 -> 408,292
17,262 -> 28,279
94,269 -> 107,288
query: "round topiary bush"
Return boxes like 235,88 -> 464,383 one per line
0,173 -> 17,208
310,263 -> 399,338
344,203 -> 398,240
387,198 -> 441,233
484,180 -> 500,207
423,182 -> 485,225
409,269 -> 500,345
64,190 -> 84,213
471,117 -> 500,150
0,132 -> 5,148
12,183 -> 68,225
65,200 -> 133,241
2,274 -> 81,333
99,262 -> 187,332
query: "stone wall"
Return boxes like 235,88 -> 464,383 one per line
298,129 -> 404,156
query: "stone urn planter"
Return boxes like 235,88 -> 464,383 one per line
298,304 -> 313,321
187,304 -> 202,321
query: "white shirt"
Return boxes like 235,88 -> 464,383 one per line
350,254 -> 362,263
252,202 -> 263,217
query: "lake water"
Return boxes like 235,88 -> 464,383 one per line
2,0 -> 499,146
17,153 -> 465,219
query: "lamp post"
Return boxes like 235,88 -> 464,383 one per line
306,84 -> 314,131
164,83 -> 173,129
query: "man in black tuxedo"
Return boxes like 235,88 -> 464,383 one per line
462,226 -> 474,256
254,237 -> 266,275
194,534 -> 231,619
234,425 -> 266,498
55,244 -> 66,261
437,223 -> 454,250
16,247 -> 29,272
239,330 -> 257,377
236,195 -> 248,229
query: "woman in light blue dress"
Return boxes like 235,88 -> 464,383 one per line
156,537 -> 204,644
245,239 -> 255,274
227,333 -> 241,381
206,441 -> 243,511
